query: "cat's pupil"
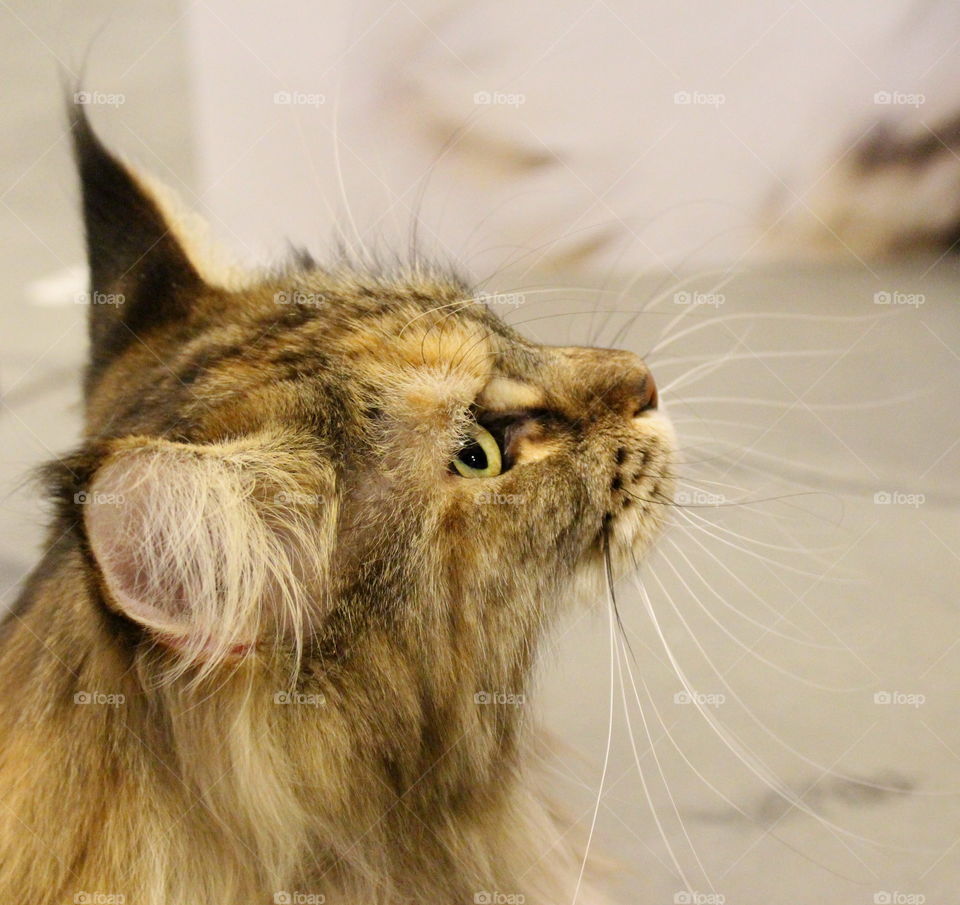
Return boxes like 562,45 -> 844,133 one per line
459,441 -> 488,471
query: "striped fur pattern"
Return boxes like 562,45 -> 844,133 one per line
0,108 -> 675,904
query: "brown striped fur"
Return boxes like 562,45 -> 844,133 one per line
0,107 -> 675,904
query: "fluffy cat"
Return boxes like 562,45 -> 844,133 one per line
0,106 -> 675,904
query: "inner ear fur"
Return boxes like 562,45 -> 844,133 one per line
82,432 -> 336,672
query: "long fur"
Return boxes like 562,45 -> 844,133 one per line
85,431 -> 336,681
0,108 -> 674,904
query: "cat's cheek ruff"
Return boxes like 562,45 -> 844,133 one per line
83,431 -> 335,680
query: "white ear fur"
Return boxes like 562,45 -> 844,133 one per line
84,435 -> 335,672
129,165 -> 257,292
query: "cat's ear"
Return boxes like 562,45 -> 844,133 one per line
82,434 -> 335,673
70,103 -> 207,383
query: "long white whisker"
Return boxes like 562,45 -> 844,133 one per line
671,479 -> 830,524
673,511 -> 853,581
614,626 -> 705,893
681,439 -> 939,499
661,349 -> 845,396
330,88 -> 366,261
607,266 -> 741,349
660,538 -> 867,690
644,550 -> 951,799
672,391 -> 927,411
651,310 -> 898,356
654,348 -> 846,370
677,506 -> 840,558
617,621 -> 869,883
657,328 -> 754,398
633,569 -> 913,860
570,553 -> 617,905
668,528 -> 838,648
629,273 -> 741,358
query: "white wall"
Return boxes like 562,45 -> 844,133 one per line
185,0 -> 960,282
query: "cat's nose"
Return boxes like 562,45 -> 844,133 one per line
610,365 -> 658,418
558,346 -> 658,418
624,370 -> 658,417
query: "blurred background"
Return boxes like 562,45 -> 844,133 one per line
2,2 -> 960,903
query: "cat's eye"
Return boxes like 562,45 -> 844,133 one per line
452,424 -> 503,478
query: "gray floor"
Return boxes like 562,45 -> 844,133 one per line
2,4 -> 960,904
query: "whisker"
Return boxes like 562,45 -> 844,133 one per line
605,265 -> 736,349
330,88 -> 366,262
570,544 -> 618,905
653,348 -> 846,370
669,480 -> 836,523
672,391 -> 928,411
632,272 -> 743,357
659,537 -> 867,688
650,310 -> 899,357
665,527 -> 836,647
671,510 -> 854,581
660,348 -> 844,396
675,505 -> 840,557
635,486 -> 833,513
606,547 -> 696,893
641,551 -> 952,799
615,623 -> 872,883
505,308 -> 658,332
680,438 -> 954,500
633,567 -> 922,858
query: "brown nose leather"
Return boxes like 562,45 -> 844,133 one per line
616,369 -> 658,417
559,346 -> 658,419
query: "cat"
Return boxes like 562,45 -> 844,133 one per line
0,105 -> 675,905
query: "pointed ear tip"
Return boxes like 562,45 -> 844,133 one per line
65,93 -> 107,166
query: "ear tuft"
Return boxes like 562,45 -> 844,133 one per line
83,435 -> 335,677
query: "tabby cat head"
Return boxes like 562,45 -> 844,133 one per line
63,107 -> 675,679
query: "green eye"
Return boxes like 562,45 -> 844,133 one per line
452,424 -> 502,478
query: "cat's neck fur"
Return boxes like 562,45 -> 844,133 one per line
0,545 -> 597,905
